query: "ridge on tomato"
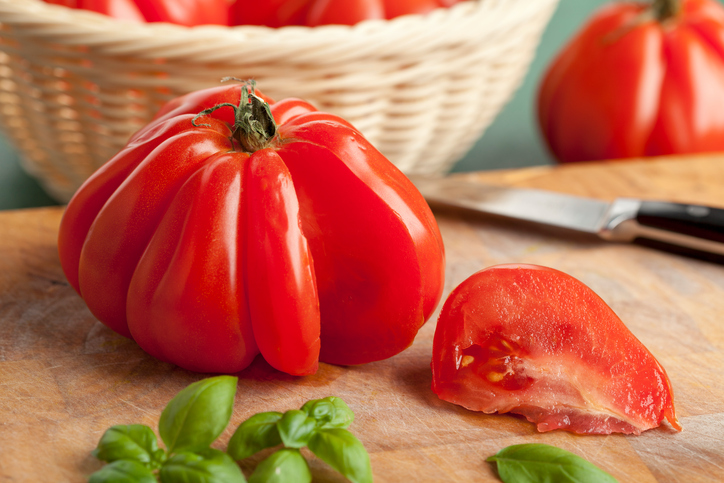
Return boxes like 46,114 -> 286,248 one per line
538,0 -> 724,163
58,80 -> 445,376
431,264 -> 681,435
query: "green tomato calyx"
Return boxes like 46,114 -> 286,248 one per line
652,0 -> 681,23
193,78 -> 278,153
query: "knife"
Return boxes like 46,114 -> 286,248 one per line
410,175 -> 724,263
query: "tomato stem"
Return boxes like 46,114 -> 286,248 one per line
192,79 -> 278,153
651,0 -> 681,22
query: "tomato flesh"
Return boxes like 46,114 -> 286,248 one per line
431,264 -> 681,435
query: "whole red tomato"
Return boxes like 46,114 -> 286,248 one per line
44,0 -> 230,26
538,0 -> 724,163
229,0 -> 463,27
57,81 -> 445,376
432,264 -> 680,435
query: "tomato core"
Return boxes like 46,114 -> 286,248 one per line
461,335 -> 533,391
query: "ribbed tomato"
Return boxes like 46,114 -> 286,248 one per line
58,81 -> 445,376
538,0 -> 724,163
431,264 -> 681,435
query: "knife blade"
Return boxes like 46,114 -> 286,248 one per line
410,175 -> 724,262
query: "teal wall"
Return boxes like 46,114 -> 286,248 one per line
0,0 -> 629,209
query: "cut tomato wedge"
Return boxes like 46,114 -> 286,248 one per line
431,264 -> 681,435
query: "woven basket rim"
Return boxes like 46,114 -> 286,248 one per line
0,0 -> 498,58
0,0 -> 561,200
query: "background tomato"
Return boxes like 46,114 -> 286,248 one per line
134,0 -> 231,26
431,264 -> 680,435
81,0 -> 146,21
229,0 -> 463,27
44,0 -> 230,25
538,0 -> 724,163
57,82 -> 445,375
43,0 -> 80,6
46,0 -> 462,27
229,0 -> 310,27
306,0 -> 384,26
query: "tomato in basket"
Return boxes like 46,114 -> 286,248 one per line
229,0 -> 465,27
431,264 -> 681,435
538,0 -> 724,163
43,0 -> 230,26
57,81 -> 445,376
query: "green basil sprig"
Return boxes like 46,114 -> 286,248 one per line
160,448 -> 245,483
487,443 -> 618,483
159,376 -> 238,454
90,378 -> 371,483
228,396 -> 372,483
91,375 -> 241,483
247,448 -> 311,483
92,424 -> 166,469
89,460 -> 157,483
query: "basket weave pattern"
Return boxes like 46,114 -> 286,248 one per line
0,0 -> 558,202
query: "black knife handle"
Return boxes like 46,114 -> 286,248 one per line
633,201 -> 724,263
637,201 -> 724,242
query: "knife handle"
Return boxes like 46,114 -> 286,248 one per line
633,200 -> 724,262
637,201 -> 724,242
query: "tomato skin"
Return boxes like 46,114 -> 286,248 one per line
306,0 -> 383,26
229,0 -> 312,27
538,0 -> 724,163
133,0 -> 230,26
47,0 -> 460,26
229,0 -> 463,27
244,149 -> 320,376
382,0 -> 443,19
431,264 -> 680,435
58,84 -> 445,375
44,0 -> 81,7
44,0 -> 230,25
81,0 -> 146,21
77,130 -> 232,338
126,153 -> 259,373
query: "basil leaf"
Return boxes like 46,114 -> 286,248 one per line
88,460 -> 156,483
160,448 -> 246,483
227,412 -> 283,461
276,410 -> 317,449
487,443 -> 618,483
301,397 -> 354,429
92,424 -> 166,469
159,376 -> 238,453
307,428 -> 372,483
248,448 -> 311,483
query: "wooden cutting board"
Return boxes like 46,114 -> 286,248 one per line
3,153 -> 724,482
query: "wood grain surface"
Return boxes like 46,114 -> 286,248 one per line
2,153 -> 724,482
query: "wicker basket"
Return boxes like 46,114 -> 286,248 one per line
0,0 -> 558,203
